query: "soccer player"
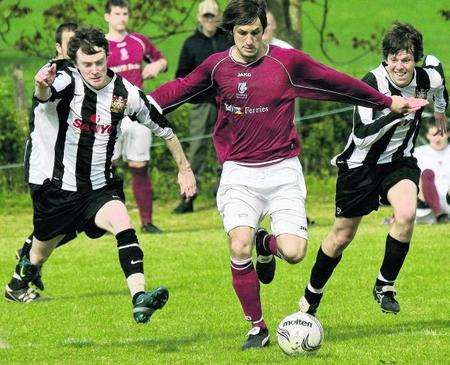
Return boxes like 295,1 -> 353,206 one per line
299,23 -> 448,317
149,1 -> 426,349
105,0 -> 168,233
415,120 -> 450,224
12,22 -> 79,292
5,28 -> 196,326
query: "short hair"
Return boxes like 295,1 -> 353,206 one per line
67,28 -> 109,61
222,0 -> 267,33
105,0 -> 129,13
382,22 -> 423,62
55,22 -> 78,45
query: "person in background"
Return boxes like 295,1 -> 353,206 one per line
172,0 -> 234,214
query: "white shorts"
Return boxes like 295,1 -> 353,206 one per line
113,117 -> 152,162
216,157 -> 308,239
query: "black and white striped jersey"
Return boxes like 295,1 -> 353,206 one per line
333,55 -> 448,169
25,66 -> 174,191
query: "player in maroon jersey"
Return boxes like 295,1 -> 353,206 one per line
149,0 -> 427,350
105,0 -> 168,234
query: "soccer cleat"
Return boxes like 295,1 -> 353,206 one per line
141,223 -> 163,234
373,284 -> 400,314
172,197 -> 194,214
133,287 -> 169,324
255,229 -> 276,284
242,326 -> 270,350
5,285 -> 40,303
436,213 -> 449,224
298,295 -> 321,316
16,253 -> 44,291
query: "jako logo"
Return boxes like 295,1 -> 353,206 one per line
283,319 -> 313,328
73,118 -> 115,134
237,72 -> 251,77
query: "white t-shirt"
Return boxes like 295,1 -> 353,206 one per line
414,144 -> 450,195
270,37 -> 293,49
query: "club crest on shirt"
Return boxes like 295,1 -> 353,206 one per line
415,88 -> 428,100
237,82 -> 248,99
110,95 -> 127,113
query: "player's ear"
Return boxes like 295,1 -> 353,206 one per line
104,13 -> 110,23
55,43 -> 62,56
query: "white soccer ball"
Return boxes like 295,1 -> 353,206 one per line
276,312 -> 324,356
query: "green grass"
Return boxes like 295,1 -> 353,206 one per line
0,179 -> 449,364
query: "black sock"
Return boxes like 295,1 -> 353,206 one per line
116,229 -> 144,278
309,247 -> 342,290
19,234 -> 34,258
377,234 -> 410,286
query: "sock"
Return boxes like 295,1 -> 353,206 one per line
262,234 -> 285,260
8,257 -> 40,291
116,229 -> 145,297
421,169 -> 442,216
305,247 -> 342,303
230,257 -> 266,329
377,234 -> 410,286
19,234 -> 34,258
130,167 -> 153,226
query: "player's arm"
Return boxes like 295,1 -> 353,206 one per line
126,86 -> 196,198
291,50 -> 426,113
149,56 -> 216,114
34,63 -> 73,102
141,35 -> 168,79
423,55 -> 448,136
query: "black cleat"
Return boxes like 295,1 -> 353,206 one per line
5,285 -> 40,303
141,223 -> 163,234
436,213 -> 449,224
133,287 -> 169,324
255,229 -> 276,284
242,327 -> 270,350
172,198 -> 194,214
373,283 -> 400,314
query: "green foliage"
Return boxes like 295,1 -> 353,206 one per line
0,73 -> 27,191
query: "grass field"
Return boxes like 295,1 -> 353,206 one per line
0,180 -> 449,364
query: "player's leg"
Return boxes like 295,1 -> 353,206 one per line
300,217 -> 361,315
217,177 -> 268,350
419,169 -> 448,223
94,199 -> 168,324
255,161 -> 309,284
373,179 -> 417,314
5,234 -> 65,302
124,121 -> 161,233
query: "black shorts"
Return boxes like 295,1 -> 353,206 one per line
31,178 -> 125,241
335,158 -> 420,218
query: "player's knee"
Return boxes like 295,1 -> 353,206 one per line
394,209 -> 416,227
333,228 -> 355,249
229,234 -> 253,259
283,240 -> 307,264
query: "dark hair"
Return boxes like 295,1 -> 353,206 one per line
382,22 -> 423,62
222,0 -> 267,33
105,0 -> 129,13
55,22 -> 78,44
67,28 -> 109,61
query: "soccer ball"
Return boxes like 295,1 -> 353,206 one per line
276,312 -> 324,356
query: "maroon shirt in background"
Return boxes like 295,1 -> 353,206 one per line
107,32 -> 165,89
150,45 -> 392,165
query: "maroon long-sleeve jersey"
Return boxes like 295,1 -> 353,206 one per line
150,45 -> 392,165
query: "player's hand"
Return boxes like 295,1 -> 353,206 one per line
389,95 -> 428,114
434,112 -> 448,136
35,63 -> 57,89
177,167 -> 196,199
142,63 -> 161,79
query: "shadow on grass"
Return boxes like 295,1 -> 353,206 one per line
56,289 -> 128,301
325,319 -> 450,342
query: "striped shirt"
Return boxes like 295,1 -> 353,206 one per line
26,66 -> 173,191
333,55 -> 448,169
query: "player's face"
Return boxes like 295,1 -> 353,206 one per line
56,30 -> 75,60
386,50 -> 415,88
76,48 -> 109,89
105,6 -> 129,32
233,18 -> 265,62
426,126 -> 449,150
262,12 -> 275,43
